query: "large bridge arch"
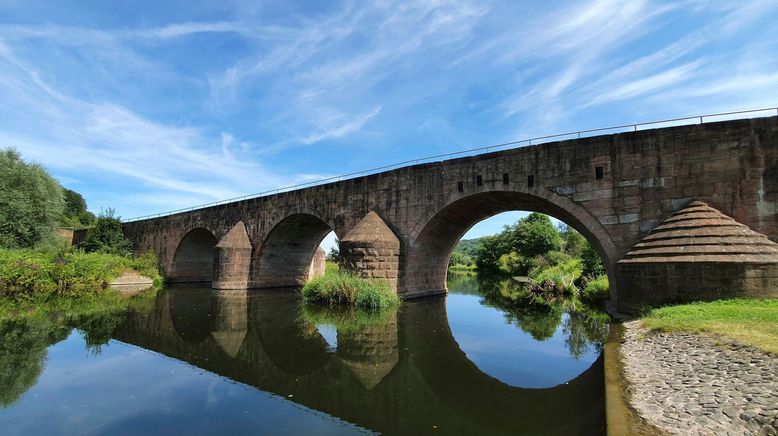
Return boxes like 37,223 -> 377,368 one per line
169,228 -> 218,283
402,189 -> 618,301
251,213 -> 337,288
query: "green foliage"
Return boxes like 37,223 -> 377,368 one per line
581,242 -> 605,277
326,238 -> 340,262
582,274 -> 609,304
0,148 -> 65,249
512,213 -> 562,258
497,251 -> 528,276
530,259 -> 583,296
60,189 -> 95,227
475,234 -> 511,271
302,269 -> 399,310
324,260 -> 340,275
0,248 -> 162,306
448,250 -> 475,268
80,208 -> 132,256
559,224 -> 587,257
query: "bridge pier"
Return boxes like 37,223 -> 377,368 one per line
339,212 -> 401,290
213,222 -> 253,289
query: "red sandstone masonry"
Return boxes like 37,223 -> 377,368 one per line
123,117 -> 778,310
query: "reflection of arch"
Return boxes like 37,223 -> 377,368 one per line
169,287 -> 213,343
170,228 -> 218,283
403,191 -> 617,298
402,297 -> 605,434
252,214 -> 333,288
248,289 -> 332,375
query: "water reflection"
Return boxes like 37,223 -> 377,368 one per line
448,272 -> 609,357
0,281 -> 608,435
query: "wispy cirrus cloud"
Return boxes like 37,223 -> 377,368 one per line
0,0 -> 776,220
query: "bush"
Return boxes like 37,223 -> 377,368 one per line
0,248 -> 161,302
582,274 -> 609,303
302,271 -> 399,310
81,209 -> 132,256
530,259 -> 583,296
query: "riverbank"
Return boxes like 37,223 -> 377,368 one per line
618,320 -> 778,435
0,249 -> 161,320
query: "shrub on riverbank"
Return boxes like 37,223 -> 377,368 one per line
0,248 -> 161,302
582,274 -> 609,303
642,299 -> 778,354
302,269 -> 399,310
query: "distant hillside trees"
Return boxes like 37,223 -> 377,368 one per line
0,148 -> 65,248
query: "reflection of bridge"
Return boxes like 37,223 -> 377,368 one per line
113,288 -> 605,435
123,117 -> 778,311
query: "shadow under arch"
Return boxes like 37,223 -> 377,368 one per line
169,228 -> 218,284
252,213 -> 334,288
402,190 -> 618,299
400,296 -> 606,434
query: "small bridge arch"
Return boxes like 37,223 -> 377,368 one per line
252,213 -> 336,288
169,227 -> 218,283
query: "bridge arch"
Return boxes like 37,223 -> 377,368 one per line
169,228 -> 218,283
402,189 -> 618,300
252,213 -> 336,288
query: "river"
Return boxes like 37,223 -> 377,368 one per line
0,272 -> 609,435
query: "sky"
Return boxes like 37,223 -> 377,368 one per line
1,0 -> 777,253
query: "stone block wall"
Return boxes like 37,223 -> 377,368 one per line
123,116 -> 778,310
617,262 -> 778,314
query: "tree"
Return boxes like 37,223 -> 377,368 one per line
0,148 -> 65,248
61,189 -> 95,227
511,213 -> 561,258
327,239 -> 340,262
581,242 -> 605,277
80,208 -> 132,256
559,224 -> 587,258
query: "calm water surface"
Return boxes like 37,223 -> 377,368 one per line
0,273 -> 609,435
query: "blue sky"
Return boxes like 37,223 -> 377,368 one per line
2,0 -> 778,252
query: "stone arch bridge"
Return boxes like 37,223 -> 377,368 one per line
123,117 -> 778,312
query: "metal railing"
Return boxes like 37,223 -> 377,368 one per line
123,106 -> 778,222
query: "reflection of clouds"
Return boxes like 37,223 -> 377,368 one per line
316,324 -> 338,351
446,294 -> 600,388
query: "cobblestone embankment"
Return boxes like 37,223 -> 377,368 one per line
620,321 -> 778,435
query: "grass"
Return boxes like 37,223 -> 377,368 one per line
642,299 -> 778,354
0,248 -> 162,320
302,267 -> 399,310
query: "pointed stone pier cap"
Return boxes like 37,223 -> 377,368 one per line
619,200 -> 778,264
216,221 -> 252,249
341,212 -> 400,249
